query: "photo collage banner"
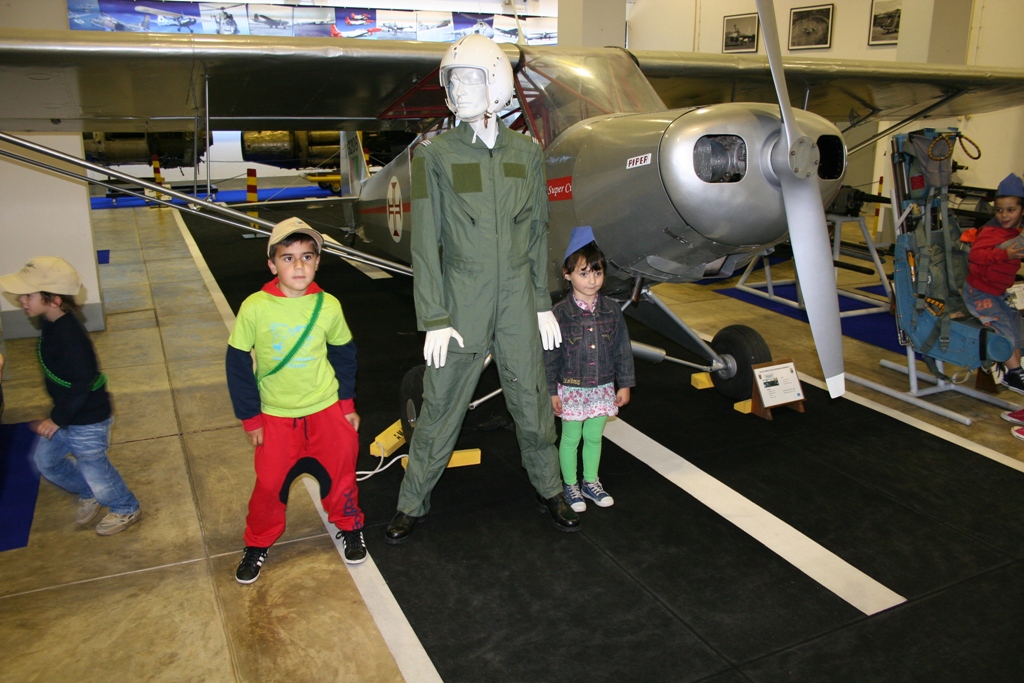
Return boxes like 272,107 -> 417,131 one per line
66,1 -> 557,44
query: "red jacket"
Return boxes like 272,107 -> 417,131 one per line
965,219 -> 1022,296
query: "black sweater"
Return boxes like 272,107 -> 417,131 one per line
40,313 -> 112,427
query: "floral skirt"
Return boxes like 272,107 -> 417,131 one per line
557,382 -> 617,421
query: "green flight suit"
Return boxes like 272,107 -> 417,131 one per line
396,120 -> 562,517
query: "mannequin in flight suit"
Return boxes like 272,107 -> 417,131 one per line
386,34 -> 579,543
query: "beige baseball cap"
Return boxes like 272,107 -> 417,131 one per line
267,217 -> 323,256
0,256 -> 82,296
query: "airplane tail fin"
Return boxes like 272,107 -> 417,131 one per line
339,131 -> 368,198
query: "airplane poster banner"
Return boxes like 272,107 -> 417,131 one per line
66,1 -> 557,44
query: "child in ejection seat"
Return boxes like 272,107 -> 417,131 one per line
965,174 -> 1024,439
961,173 -> 1024,401
543,226 -> 636,512
225,217 -> 365,584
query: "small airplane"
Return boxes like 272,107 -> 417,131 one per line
3,1 -> 1024,401
90,14 -> 150,32
493,25 -> 519,41
874,9 -> 901,35
67,11 -> 90,26
345,14 -> 373,26
331,25 -> 381,39
525,30 -> 558,44
724,24 -> 755,48
379,22 -> 415,35
455,19 -> 494,40
135,6 -> 198,33
250,14 -> 290,31
418,20 -> 452,32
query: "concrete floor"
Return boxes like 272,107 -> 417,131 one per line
1,205 -> 1022,682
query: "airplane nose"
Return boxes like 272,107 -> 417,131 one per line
659,105 -> 790,247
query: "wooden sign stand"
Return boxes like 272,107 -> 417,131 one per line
745,359 -> 805,420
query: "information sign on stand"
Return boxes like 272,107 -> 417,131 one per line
746,360 -> 805,420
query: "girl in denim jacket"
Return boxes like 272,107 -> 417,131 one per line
544,227 -> 635,512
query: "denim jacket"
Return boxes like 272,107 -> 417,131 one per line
544,293 -> 635,396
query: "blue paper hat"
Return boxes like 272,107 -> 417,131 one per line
997,173 -> 1024,199
564,225 -> 596,262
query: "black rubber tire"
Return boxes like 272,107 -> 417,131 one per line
399,365 -> 426,442
710,325 -> 772,401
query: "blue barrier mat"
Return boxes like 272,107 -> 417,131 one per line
90,185 -> 334,210
0,423 -> 40,552
716,283 -> 904,354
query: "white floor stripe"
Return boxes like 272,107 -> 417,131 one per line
343,258 -> 393,279
604,418 -> 907,616
172,208 -> 238,330
303,479 -> 442,683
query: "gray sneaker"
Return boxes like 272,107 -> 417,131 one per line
581,479 -> 615,508
75,497 -> 101,525
95,508 -> 141,536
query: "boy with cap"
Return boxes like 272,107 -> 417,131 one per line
0,256 -> 141,535
226,217 -> 365,584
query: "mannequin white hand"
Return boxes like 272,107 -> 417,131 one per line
537,311 -> 562,351
424,327 -> 465,368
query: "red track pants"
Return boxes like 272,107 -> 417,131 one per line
243,401 -> 363,547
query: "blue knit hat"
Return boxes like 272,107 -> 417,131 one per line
564,225 -> 596,262
997,173 -> 1024,199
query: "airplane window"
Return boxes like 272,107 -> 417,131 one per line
693,135 -> 745,183
515,47 -> 666,146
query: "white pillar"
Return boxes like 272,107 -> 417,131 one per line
0,133 -> 103,337
558,0 -> 627,48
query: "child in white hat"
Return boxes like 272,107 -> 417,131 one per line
0,257 -> 141,535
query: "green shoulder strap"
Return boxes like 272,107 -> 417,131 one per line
257,292 -> 324,388
37,340 -> 107,391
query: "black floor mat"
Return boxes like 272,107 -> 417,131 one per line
182,207 -> 1024,682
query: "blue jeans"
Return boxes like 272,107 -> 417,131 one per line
963,282 -> 1024,348
30,417 -> 139,514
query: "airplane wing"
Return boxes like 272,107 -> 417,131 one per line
2,29 -> 1024,133
634,50 -> 1024,127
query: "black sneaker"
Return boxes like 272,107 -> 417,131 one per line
235,546 -> 268,584
338,529 -> 367,565
1002,368 -> 1024,395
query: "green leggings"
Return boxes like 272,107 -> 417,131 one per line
558,416 -> 608,485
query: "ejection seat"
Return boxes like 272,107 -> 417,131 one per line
847,128 -> 1020,424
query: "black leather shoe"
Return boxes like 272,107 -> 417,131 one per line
537,493 -> 580,533
385,511 -> 419,545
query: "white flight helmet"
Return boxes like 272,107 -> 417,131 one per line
439,34 -> 514,117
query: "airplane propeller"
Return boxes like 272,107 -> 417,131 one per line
756,0 -> 845,397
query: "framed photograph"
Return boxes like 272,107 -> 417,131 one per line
868,0 -> 901,46
723,13 -> 758,53
789,4 -> 833,50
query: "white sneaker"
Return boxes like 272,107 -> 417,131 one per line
95,508 -> 141,536
75,498 -> 101,525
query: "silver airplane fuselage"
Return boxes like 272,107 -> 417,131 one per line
353,46 -> 846,297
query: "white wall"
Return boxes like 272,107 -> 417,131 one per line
626,0 -> 1024,198
0,134 -> 101,330
957,0 -> 1024,189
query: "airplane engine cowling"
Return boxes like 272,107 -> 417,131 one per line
562,104 -> 845,284
661,103 -> 845,246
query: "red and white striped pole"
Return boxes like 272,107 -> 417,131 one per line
247,168 -> 259,228
872,175 -> 884,241
246,168 -> 258,203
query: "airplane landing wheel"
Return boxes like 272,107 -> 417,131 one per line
399,365 -> 426,442
710,325 -> 771,401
